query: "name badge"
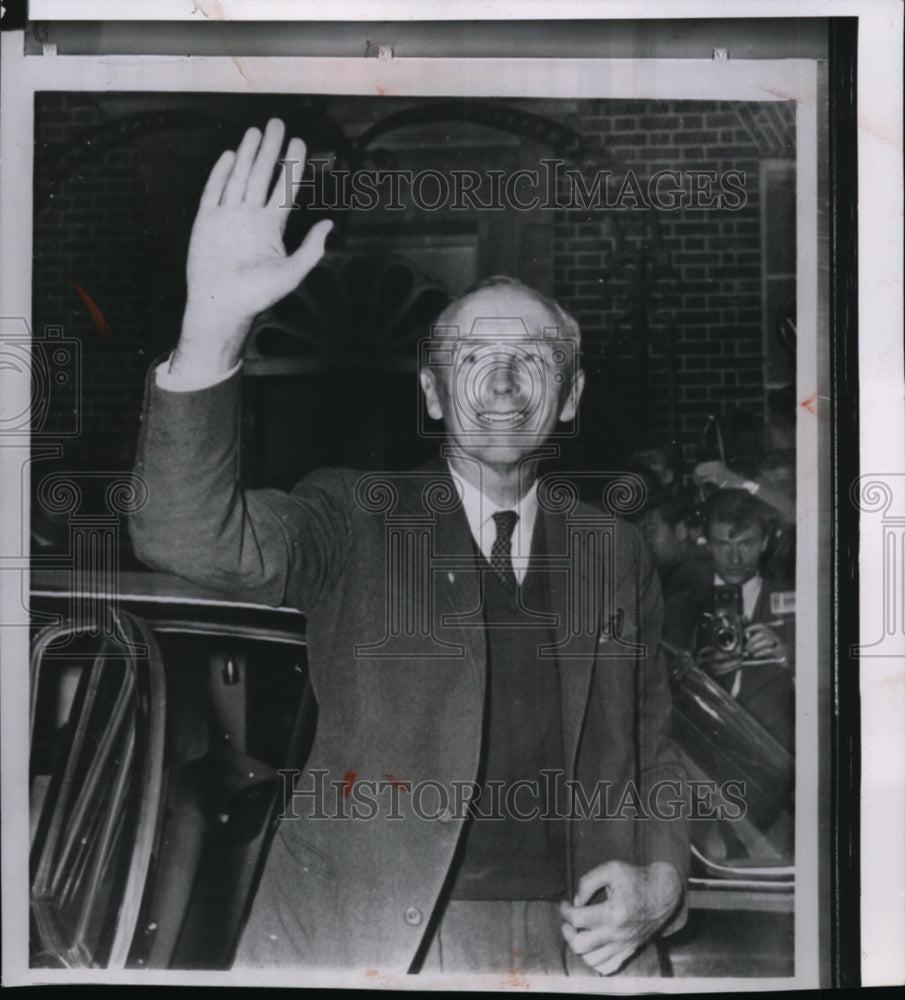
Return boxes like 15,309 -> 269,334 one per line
770,591 -> 796,615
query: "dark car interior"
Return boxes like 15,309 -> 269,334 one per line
30,586 -> 315,970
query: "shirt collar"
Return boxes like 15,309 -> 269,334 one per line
448,463 -> 539,566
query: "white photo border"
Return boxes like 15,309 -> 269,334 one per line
1,2 -> 902,989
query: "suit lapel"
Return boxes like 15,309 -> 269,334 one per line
750,573 -> 775,622
393,459 -> 600,772
396,457 -> 486,689
541,508 -> 598,775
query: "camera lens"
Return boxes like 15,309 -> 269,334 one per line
715,623 -> 739,652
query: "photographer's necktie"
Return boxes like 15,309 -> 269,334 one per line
490,510 -> 519,592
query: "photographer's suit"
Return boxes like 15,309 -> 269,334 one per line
130,368 -> 689,973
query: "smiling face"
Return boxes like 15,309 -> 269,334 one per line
419,284 -> 584,475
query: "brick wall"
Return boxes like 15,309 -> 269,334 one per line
31,93 -> 794,498
548,98 -> 795,461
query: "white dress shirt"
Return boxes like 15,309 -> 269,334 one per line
155,357 -> 241,391
450,468 -> 538,585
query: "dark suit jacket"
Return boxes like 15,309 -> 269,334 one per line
130,369 -> 689,973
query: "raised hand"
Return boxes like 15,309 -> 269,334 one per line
693,460 -> 744,490
170,118 -> 333,378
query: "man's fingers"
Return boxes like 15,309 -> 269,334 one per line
282,218 -> 334,286
745,626 -> 782,657
222,126 -> 264,205
563,923 -> 635,974
561,921 -> 618,956
561,921 -> 596,955
573,862 -> 616,907
199,150 -> 237,210
245,118 -> 286,205
560,901 -> 614,931
584,944 -> 634,975
269,136 -> 308,216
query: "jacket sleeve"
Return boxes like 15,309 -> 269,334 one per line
129,364 -> 351,611
626,522 -> 691,931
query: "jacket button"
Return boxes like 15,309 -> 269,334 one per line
403,906 -> 423,926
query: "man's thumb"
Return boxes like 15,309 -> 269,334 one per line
285,218 -> 334,284
573,863 -> 614,907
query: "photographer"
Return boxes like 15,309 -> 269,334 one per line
663,489 -> 794,752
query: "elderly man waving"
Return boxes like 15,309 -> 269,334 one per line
131,119 -> 689,978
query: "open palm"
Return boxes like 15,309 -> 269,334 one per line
175,119 -> 332,375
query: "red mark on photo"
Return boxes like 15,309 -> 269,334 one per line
68,281 -> 111,338
341,770 -> 356,799
800,392 -> 817,415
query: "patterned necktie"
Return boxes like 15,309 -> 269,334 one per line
490,510 -> 519,592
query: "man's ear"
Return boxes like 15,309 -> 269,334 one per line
675,521 -> 688,544
558,367 -> 586,423
419,367 -> 445,421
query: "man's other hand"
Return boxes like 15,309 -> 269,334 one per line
744,623 -> 788,664
171,118 -> 333,378
560,860 -> 683,975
